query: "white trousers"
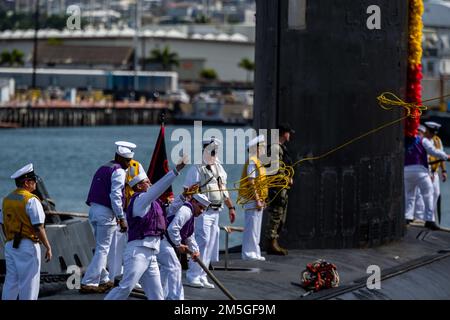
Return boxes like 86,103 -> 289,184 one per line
432,172 -> 441,218
414,189 -> 425,220
404,170 -> 435,222
105,244 -> 163,300
2,239 -> 41,300
186,209 -> 219,283
107,226 -> 127,282
158,239 -> 184,300
242,208 -> 263,260
82,220 -> 116,286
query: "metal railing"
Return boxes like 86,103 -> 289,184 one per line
219,225 -> 244,270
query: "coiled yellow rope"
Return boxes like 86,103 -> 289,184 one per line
184,161 -> 294,206
376,92 -> 427,117
235,160 -> 294,206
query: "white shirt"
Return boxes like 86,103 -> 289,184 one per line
183,162 -> 230,199
0,197 -> 45,226
167,205 -> 199,253
129,169 -> 179,251
405,137 -> 448,173
110,168 -> 126,218
166,194 -> 187,219
132,170 -> 178,218
26,197 -> 46,225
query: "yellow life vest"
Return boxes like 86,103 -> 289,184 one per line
429,136 -> 445,173
124,159 -> 141,209
238,156 -> 268,203
2,189 -> 40,242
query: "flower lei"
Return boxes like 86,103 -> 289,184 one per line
405,0 -> 424,138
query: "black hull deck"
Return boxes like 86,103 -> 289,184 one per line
21,225 -> 450,300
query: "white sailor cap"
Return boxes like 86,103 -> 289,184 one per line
11,163 -> 36,180
128,162 -> 148,187
193,193 -> 211,208
247,135 -> 265,148
115,141 -> 137,149
202,137 -> 222,148
128,171 -> 148,188
115,141 -> 136,159
424,121 -> 441,132
418,125 -> 426,133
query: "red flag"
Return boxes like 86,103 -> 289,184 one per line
147,123 -> 173,202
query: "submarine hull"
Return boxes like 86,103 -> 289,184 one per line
255,0 -> 409,248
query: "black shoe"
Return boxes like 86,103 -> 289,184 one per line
406,219 -> 413,225
424,221 -> 440,231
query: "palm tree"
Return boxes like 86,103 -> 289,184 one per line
0,49 -> 24,66
146,46 -> 180,71
0,50 -> 11,66
238,58 -> 255,83
10,49 -> 24,66
200,68 -> 218,81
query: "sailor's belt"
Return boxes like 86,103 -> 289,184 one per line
209,204 -> 222,211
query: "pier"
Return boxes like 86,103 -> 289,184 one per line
0,106 -> 172,127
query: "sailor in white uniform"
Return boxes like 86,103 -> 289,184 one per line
424,122 -> 447,223
105,158 -> 186,300
107,161 -> 146,284
185,138 -> 236,289
158,193 -> 210,300
240,135 -> 267,261
81,141 -> 135,293
1,164 -> 52,300
413,125 -> 426,221
404,129 -> 450,229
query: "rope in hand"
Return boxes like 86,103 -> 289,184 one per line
184,92 -> 450,205
235,160 -> 294,207
183,161 -> 294,206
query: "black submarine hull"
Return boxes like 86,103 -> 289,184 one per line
255,0 -> 409,249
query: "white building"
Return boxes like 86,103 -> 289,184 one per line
423,0 -> 450,77
0,26 -> 255,82
422,0 -> 450,108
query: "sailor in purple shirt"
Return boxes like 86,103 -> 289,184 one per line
80,141 -> 135,293
158,191 -> 210,300
404,130 -> 450,229
105,158 -> 186,300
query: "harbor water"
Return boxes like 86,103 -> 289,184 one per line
1,126 -> 449,249
0,125 -> 250,249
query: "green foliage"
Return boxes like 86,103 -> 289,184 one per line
146,46 -> 180,71
238,58 -> 255,72
10,49 -> 24,66
195,14 -> 211,24
238,58 -> 255,83
200,68 -> 218,81
0,50 -> 11,65
0,49 -> 25,66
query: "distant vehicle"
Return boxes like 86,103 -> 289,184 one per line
232,90 -> 254,106
173,90 -> 252,125
47,86 -> 64,100
164,89 -> 190,104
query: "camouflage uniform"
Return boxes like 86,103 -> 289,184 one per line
265,142 -> 292,242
